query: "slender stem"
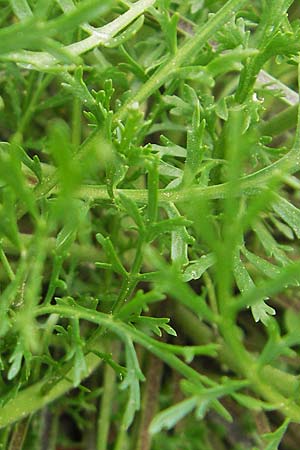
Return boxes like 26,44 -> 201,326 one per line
257,70 -> 299,106
71,97 -> 82,148
218,317 -> 300,423
203,272 -> 218,316
259,104 -> 298,136
97,343 -> 120,450
39,409 -> 58,450
0,348 -> 102,429
172,304 -> 299,398
114,0 -> 247,122
2,299 -> 300,429
113,412 -> 128,450
7,418 -> 31,450
0,427 -> 10,450
11,74 -> 53,145
112,238 -> 144,314
5,0 -> 156,68
1,233 -> 101,263
76,145 -> 300,204
0,243 -> 15,281
35,305 -> 300,421
135,354 -> 163,450
76,62 -> 300,206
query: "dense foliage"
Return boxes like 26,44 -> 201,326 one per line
1,0 -> 300,448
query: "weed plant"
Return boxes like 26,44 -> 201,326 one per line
1,1 -> 300,449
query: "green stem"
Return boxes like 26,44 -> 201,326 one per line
35,305 -> 218,387
113,412 -> 128,450
218,318 -> 300,423
172,304 -> 300,399
67,0 -> 156,56
112,238 -> 144,314
114,0 -> 247,122
0,348 -> 102,429
78,73 -> 300,201
36,305 -> 300,421
260,104 -> 298,136
71,97 -> 82,147
0,243 -> 15,281
11,74 -> 53,145
97,343 -> 120,450
2,301 -> 300,429
5,0 -> 156,69
2,233 -> 101,263
135,354 -> 163,450
0,427 -> 10,450
18,127 -> 105,219
76,143 -> 300,203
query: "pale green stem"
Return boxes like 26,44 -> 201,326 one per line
0,243 -> 15,281
5,0 -> 156,69
113,412 -> 128,450
97,343 -> 120,450
114,0 -> 248,122
76,145 -> 300,204
71,97 -> 82,147
37,305 -> 300,423
0,350 -> 101,429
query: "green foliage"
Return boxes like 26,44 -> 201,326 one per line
0,1 -> 300,449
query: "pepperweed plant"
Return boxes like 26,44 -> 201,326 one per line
1,1 -> 300,449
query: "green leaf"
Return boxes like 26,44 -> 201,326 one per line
272,195 -> 300,239
162,95 -> 192,116
8,344 -> 23,380
252,221 -> 291,266
174,66 -> 214,86
46,0 -> 114,35
96,233 -> 128,277
11,0 -> 33,20
118,193 -> 145,231
164,203 -> 193,267
147,157 -> 159,224
207,49 -> 257,76
270,216 -> 294,240
0,189 -> 21,249
183,96 -> 206,185
147,217 -> 193,242
183,254 -> 215,282
262,419 -> 290,450
149,397 -> 198,434
0,143 -> 38,219
104,16 -> 144,48
62,68 -> 96,113
158,160 -> 182,178
73,346 -> 88,387
233,252 -> 275,324
117,290 -> 165,321
232,392 -> 276,411
133,316 -> 177,337
242,247 -> 281,279
44,255 -> 64,304
120,339 -> 145,428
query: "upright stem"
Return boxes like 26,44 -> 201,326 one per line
0,243 -> 15,281
135,354 -> 163,450
114,0 -> 247,122
97,343 -> 120,450
71,97 -> 82,148
8,418 -> 31,450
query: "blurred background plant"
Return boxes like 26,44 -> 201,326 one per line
1,0 -> 300,449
